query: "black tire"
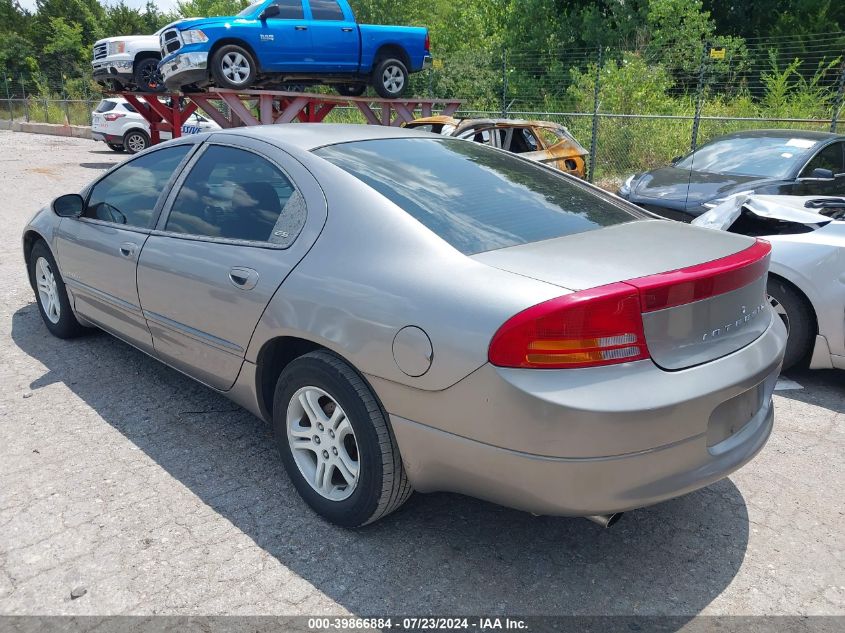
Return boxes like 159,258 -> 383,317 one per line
336,83 -> 366,97
768,277 -> 814,371
28,241 -> 85,339
123,129 -> 149,154
272,351 -> 412,527
211,44 -> 257,90
106,143 -> 124,152
133,57 -> 163,93
372,57 -> 409,99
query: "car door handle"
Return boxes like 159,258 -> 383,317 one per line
119,242 -> 138,258
341,27 -> 354,32
229,267 -> 259,291
295,25 -> 308,31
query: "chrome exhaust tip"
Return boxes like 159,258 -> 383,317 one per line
585,513 -> 623,528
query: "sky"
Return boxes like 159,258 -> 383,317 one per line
18,0 -> 181,11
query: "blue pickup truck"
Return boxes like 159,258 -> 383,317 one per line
158,0 -> 431,98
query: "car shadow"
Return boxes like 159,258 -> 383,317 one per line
79,162 -> 121,170
11,303 -> 750,618
777,368 -> 844,414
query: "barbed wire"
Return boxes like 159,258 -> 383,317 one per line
2,30 -> 843,186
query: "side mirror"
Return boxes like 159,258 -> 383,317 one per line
260,4 -> 281,20
52,193 -> 84,218
810,167 -> 835,180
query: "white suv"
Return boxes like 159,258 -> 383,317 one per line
91,97 -> 219,154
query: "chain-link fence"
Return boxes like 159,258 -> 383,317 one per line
2,30 -> 844,187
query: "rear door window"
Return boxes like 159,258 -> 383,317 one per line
164,145 -> 306,246
309,0 -> 344,20
315,138 -> 640,254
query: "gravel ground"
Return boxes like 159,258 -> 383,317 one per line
0,130 -> 843,618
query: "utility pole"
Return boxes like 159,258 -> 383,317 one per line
501,50 -> 508,118
587,46 -> 603,183
831,60 -> 845,133
691,41 -> 711,152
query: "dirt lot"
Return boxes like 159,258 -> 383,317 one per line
0,130 -> 843,618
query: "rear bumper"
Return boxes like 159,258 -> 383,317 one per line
91,131 -> 122,144
378,312 -> 786,516
160,51 -> 208,90
391,394 -> 773,516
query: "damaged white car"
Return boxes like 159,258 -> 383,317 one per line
694,195 -> 845,371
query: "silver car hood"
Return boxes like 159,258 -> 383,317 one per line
471,220 -> 755,291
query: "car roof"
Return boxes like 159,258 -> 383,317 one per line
408,116 -> 565,130
715,129 -> 843,142
212,123 -> 441,151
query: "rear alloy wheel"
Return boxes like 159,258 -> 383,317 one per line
28,241 -> 85,339
273,351 -> 412,527
106,143 -> 124,152
768,278 -> 814,370
336,83 -> 366,97
372,57 -> 408,99
211,45 -> 257,90
123,129 -> 149,154
134,58 -> 163,92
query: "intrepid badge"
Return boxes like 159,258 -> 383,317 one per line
702,303 -> 767,342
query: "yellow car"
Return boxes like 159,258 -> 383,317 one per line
404,116 -> 588,178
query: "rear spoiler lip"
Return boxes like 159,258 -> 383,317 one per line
624,239 -> 772,313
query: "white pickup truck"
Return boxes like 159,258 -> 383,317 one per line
91,31 -> 164,92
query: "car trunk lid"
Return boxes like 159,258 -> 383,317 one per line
474,220 -> 772,370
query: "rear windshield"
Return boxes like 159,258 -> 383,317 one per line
95,100 -> 117,113
314,138 -> 638,254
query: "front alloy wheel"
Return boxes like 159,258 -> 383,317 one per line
134,58 -> 163,92
28,240 -> 84,339
35,257 -> 60,324
211,45 -> 258,90
767,278 -> 814,370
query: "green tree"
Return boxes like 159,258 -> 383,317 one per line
34,0 -> 104,43
104,1 -> 148,36
176,0 -> 249,18
0,1 -> 36,78
645,0 -> 713,75
42,16 -> 88,74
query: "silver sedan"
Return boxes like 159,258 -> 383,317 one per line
23,125 -> 786,528
694,194 -> 845,371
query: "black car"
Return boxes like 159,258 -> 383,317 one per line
618,130 -> 845,221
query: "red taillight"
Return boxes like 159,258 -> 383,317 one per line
424,32 -> 430,51
629,239 -> 771,312
488,239 -> 771,370
103,113 -> 126,122
488,282 -> 649,369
